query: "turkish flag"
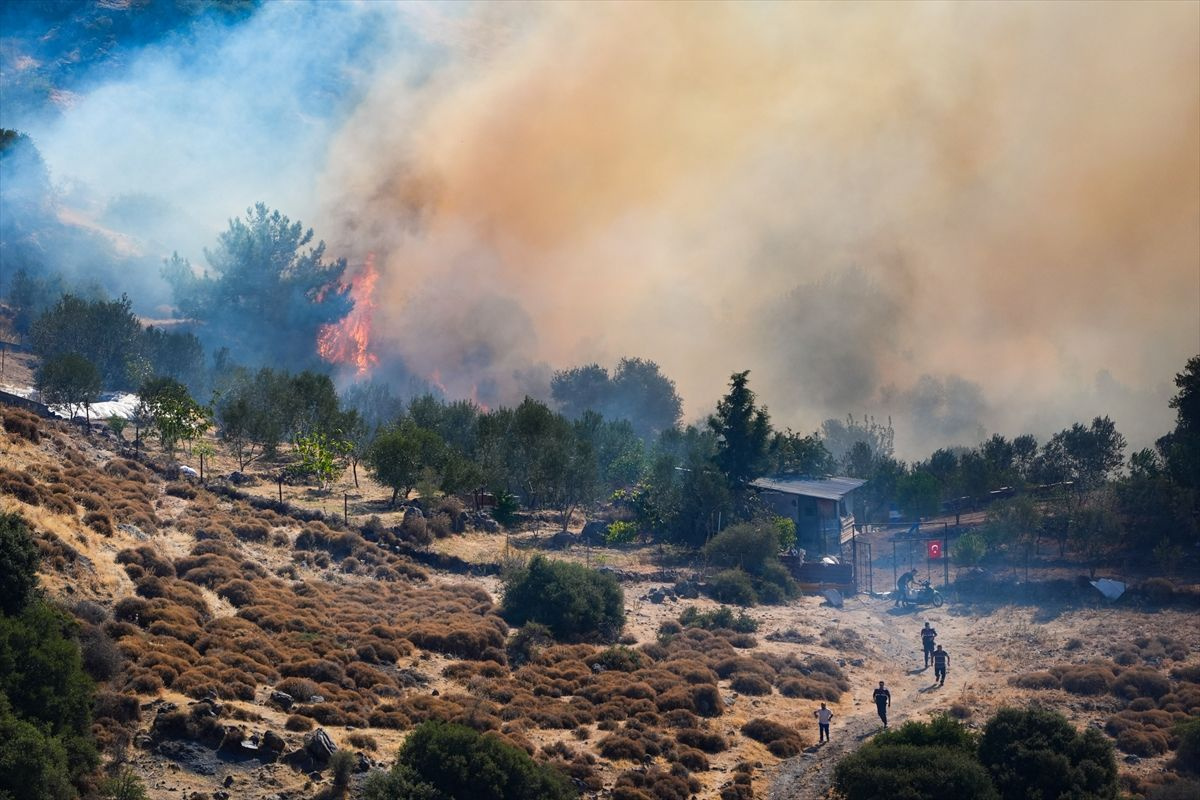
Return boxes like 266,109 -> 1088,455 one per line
927,541 -> 943,559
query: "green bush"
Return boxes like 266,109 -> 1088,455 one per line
0,694 -> 75,800
501,556 -> 624,642
0,518 -> 97,796
678,606 -> 758,633
834,743 -> 999,800
705,569 -> 757,606
363,720 -> 576,800
873,714 -> 978,753
978,707 -> 1117,800
0,512 -> 40,615
704,522 -> 779,576
98,768 -> 149,800
1175,717 -> 1200,774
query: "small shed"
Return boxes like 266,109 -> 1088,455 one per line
750,476 -> 866,558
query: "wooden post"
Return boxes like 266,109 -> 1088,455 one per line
277,476 -> 283,504
199,452 -> 204,483
344,492 -> 349,524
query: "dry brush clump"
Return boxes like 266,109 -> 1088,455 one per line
1,406 -> 42,442
741,717 -> 808,757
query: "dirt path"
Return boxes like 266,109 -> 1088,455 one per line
768,594 -> 982,800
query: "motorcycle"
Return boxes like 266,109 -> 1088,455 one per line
901,580 -> 944,608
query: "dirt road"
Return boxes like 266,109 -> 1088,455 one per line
767,594 -> 982,800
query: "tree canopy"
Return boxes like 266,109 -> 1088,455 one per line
163,203 -> 351,370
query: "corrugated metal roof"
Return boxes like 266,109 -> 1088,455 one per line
750,476 -> 867,501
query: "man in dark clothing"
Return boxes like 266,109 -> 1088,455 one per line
895,570 -> 916,607
873,681 -> 891,727
932,644 -> 950,686
921,622 -> 937,667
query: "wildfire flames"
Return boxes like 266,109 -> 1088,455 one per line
317,254 -> 379,375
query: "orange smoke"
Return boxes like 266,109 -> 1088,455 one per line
317,253 -> 380,375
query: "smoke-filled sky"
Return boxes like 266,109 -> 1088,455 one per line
5,1 -> 1198,458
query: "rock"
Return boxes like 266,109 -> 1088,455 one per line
213,792 -> 229,800
548,530 -> 575,550
310,695 -> 325,704
356,752 -> 371,773
304,728 -> 337,764
269,691 -> 294,710
223,776 -> 234,788
118,523 -> 149,540
580,520 -> 608,544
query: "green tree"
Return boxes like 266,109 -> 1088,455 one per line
978,707 -> 1117,800
36,353 -> 101,427
163,204 -> 351,369
896,469 -> 941,520
767,428 -> 835,476
1157,355 -> 1200,502
709,370 -> 770,494
290,431 -> 351,491
31,294 -> 143,388
367,421 -> 446,504
137,377 -> 211,457
501,555 -> 624,642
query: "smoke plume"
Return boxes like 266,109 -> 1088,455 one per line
5,1 -> 1197,457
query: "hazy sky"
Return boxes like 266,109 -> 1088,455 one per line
12,1 -> 1199,457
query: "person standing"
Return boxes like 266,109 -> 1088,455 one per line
932,644 -> 950,686
873,681 -> 891,728
895,570 -> 916,607
814,702 -> 834,743
921,622 -> 937,667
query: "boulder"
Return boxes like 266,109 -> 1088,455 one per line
304,728 -> 337,764
269,691 -> 294,710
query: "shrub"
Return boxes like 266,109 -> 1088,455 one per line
676,727 -> 727,753
730,673 -> 772,696
589,646 -> 644,673
502,555 -> 625,642
1012,672 -> 1060,690
1112,668 -> 1171,701
285,714 -> 314,732
705,569 -> 757,606
1058,665 -> 1113,695
373,720 -> 577,800
704,522 -> 780,576
0,512 -> 40,615
98,767 -> 149,800
742,718 -> 806,757
978,707 -> 1117,800
678,606 -> 758,633
1174,717 -> 1200,774
834,743 -> 999,800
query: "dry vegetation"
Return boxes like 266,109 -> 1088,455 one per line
3,405 -> 1199,800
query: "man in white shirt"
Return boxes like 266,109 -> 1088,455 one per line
814,702 -> 834,743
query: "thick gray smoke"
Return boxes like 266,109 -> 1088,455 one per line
2,2 -> 1196,458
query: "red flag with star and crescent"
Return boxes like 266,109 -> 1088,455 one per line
927,541 -> 943,559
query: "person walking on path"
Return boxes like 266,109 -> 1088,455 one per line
932,644 -> 950,686
814,702 -> 834,743
921,622 -> 937,667
873,681 -> 891,728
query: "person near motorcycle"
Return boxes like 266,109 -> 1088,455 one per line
933,644 -> 950,686
895,569 -> 916,607
921,622 -> 937,667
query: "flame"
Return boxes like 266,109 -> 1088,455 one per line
430,369 -> 448,396
317,253 -> 379,375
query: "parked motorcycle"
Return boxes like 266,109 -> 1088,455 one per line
901,580 -> 944,608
